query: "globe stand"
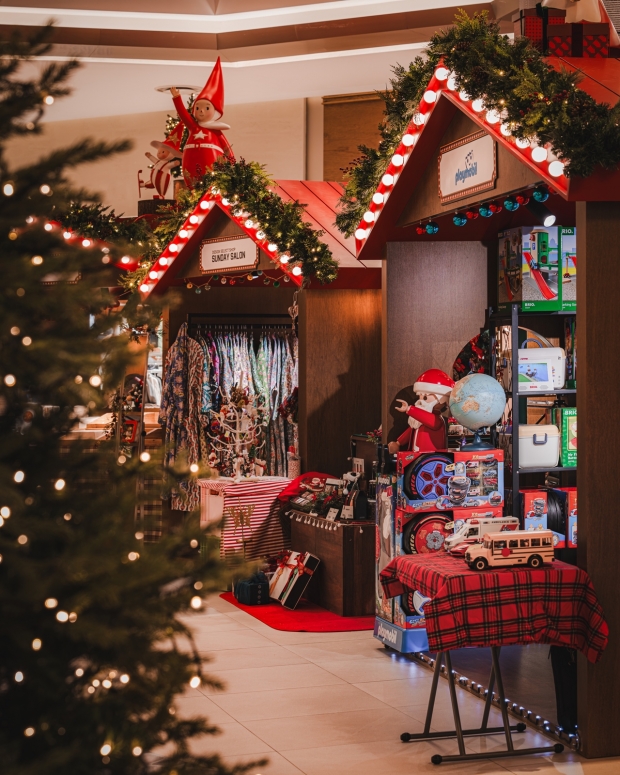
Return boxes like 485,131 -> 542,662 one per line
461,429 -> 494,450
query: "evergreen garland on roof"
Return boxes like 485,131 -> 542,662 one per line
337,10 -> 620,237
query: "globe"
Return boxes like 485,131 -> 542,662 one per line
448,373 -> 506,432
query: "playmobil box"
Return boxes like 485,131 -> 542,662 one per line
560,226 -> 577,311
393,587 -> 430,629
396,449 -> 504,515
498,226 -> 560,312
375,475 -> 397,622
374,618 -> 429,653
552,406 -> 577,468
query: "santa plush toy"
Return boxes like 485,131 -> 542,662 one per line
170,57 -> 234,186
387,369 -> 455,454
143,122 -> 183,198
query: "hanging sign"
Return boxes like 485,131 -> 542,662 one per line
200,235 -> 259,274
438,131 -> 496,204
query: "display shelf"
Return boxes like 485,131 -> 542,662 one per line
508,389 -> 576,396
490,309 -> 576,321
518,466 -> 577,474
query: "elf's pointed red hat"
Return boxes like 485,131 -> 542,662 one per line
195,57 -> 225,117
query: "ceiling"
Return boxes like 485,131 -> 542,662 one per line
1,1 -> 517,120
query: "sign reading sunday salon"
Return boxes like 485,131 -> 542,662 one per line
200,235 -> 259,274
438,131 -> 496,204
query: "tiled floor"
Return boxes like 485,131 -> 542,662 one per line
170,595 -> 620,775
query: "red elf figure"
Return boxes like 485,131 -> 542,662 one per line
170,57 -> 234,186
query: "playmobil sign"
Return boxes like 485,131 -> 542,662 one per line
200,235 -> 258,274
438,130 -> 496,204
376,622 -> 398,644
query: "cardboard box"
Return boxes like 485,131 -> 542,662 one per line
553,407 -> 577,467
565,317 -> 577,388
521,489 -> 549,533
549,487 -> 577,549
397,449 -> 504,515
560,226 -> 576,311
269,551 -> 320,609
375,475 -> 396,622
498,226 -> 560,312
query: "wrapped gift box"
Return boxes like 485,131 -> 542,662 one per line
513,8 -> 565,50
269,550 -> 320,609
583,23 -> 609,58
548,22 -> 609,58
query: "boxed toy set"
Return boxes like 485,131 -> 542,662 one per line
552,406 -> 577,467
520,487 -> 577,549
498,226 -> 560,312
560,226 -> 577,311
396,450 -> 504,514
521,489 -> 549,533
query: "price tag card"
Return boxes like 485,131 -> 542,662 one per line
340,503 -> 354,521
326,508 -> 339,522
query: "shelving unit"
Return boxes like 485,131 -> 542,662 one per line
488,303 -> 577,517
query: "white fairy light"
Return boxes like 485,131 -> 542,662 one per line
189,676 -> 201,688
0,507 -> 10,518
120,674 -> 130,684
139,452 -> 150,462
190,463 -> 199,473
17,535 -> 28,545
45,598 -> 58,608
100,744 -> 112,756
89,375 -> 101,387
133,746 -> 142,756
128,552 -> 139,561
14,470 -> 24,482
190,596 -> 202,609
81,239 -> 91,247
54,479 -> 65,491
15,672 -> 24,682
5,375 -> 16,387
32,639 -> 42,650
56,611 -> 69,622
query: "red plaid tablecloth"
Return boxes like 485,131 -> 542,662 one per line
380,554 -> 608,663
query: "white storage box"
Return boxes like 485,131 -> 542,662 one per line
519,344 -> 566,389
519,425 -> 560,469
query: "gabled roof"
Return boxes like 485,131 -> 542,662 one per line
140,180 -> 360,297
355,57 -> 620,263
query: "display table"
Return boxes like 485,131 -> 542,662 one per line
199,477 -> 290,559
291,512 -> 374,616
380,554 -> 608,765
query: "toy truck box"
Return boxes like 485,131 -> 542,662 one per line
375,475 -> 397,622
397,449 -> 504,515
520,489 -> 568,547
560,226 -> 576,311
498,226 -> 560,312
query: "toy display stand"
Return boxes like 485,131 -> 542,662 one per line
401,646 -> 563,765
373,617 -> 429,652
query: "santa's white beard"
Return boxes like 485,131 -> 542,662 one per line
408,396 -> 438,429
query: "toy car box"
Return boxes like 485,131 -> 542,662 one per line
552,406 -> 577,468
393,587 -> 431,629
397,449 -> 504,515
498,226 -> 561,312
521,489 -> 549,533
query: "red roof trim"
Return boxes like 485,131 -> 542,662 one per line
353,63 -> 569,258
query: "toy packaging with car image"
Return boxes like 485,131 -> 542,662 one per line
396,449 -> 504,515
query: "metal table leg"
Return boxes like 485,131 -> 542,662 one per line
400,648 -> 564,765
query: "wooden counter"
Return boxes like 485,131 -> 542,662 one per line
290,512 -> 374,616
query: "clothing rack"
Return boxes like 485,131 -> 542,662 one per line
187,313 -> 295,342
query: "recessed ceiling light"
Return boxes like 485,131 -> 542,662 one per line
155,85 -> 201,93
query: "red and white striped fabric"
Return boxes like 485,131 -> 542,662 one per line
199,477 -> 290,559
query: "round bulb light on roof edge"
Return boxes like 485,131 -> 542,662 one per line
548,160 -> 565,177
139,284 -> 149,293
485,109 -> 500,124
459,90 -> 470,102
531,145 -> 547,163
413,113 -> 425,126
355,228 -> 367,241
392,154 -> 404,167
382,173 -> 394,187
447,75 -> 457,91
292,265 -> 302,276
435,66 -> 449,81
179,229 -> 188,238
500,123 -> 512,137
423,90 -> 437,104
149,270 -> 158,280
168,244 -> 178,253
159,257 -> 168,266
279,254 -> 290,264
363,211 -> 375,223
120,256 -> 130,264
267,243 -> 278,252
372,192 -> 384,205
472,98 -> 485,113
244,219 -> 254,228
516,137 -> 530,149
189,214 -> 199,224
199,200 -> 209,210
402,134 -> 415,147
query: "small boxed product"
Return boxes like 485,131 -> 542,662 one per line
395,508 -> 451,556
548,487 -> 577,549
498,226 -> 561,312
518,424 -> 560,469
560,227 -> 576,311
518,346 -> 566,389
521,490 -> 548,533
553,407 -> 577,468
269,551 -> 320,609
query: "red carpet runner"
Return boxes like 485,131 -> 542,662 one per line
220,593 -> 374,632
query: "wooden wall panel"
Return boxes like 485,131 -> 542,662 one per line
576,201 -> 620,759
382,241 -> 487,442
298,288 -> 381,475
323,93 -> 384,182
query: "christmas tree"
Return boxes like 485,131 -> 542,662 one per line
0,27 -> 257,775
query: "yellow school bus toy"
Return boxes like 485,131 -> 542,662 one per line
465,529 -> 555,571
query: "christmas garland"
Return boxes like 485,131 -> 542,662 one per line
337,10 -> 620,237
60,158 -> 339,290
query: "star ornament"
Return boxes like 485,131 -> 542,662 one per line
194,129 -> 207,139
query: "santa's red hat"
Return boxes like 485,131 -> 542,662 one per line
414,369 -> 454,396
195,57 -> 225,117
151,122 -> 183,157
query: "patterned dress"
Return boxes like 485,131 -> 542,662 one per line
159,323 -> 205,511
